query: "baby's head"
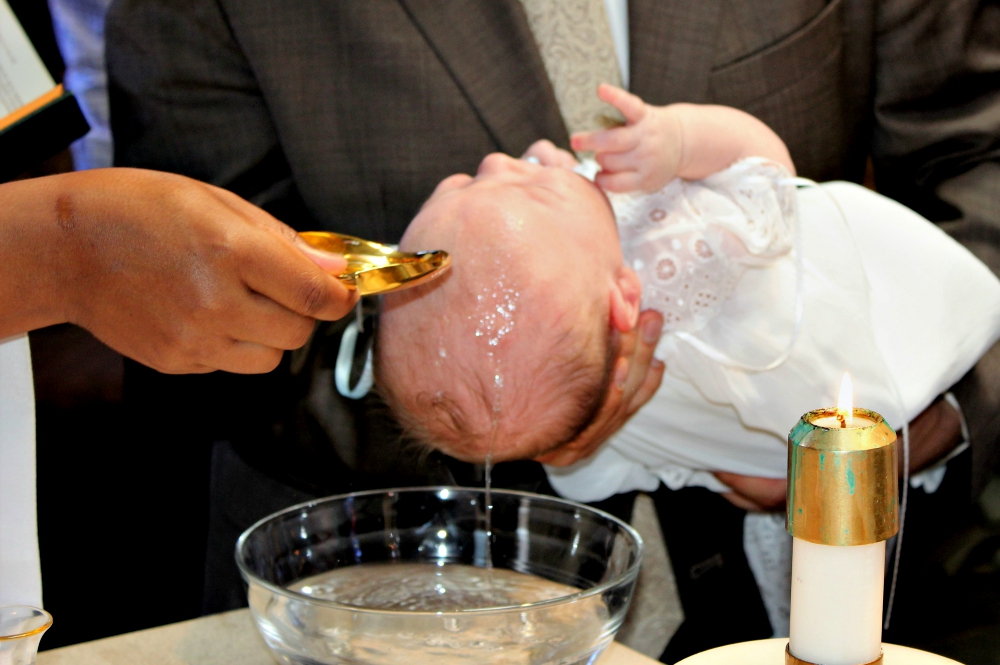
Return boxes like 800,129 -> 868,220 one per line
377,154 -> 640,463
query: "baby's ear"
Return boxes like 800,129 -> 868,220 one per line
609,266 -> 641,332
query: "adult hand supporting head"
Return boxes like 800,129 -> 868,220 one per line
514,143 -> 665,467
534,310 -> 665,467
0,168 -> 358,374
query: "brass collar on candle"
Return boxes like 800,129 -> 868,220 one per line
786,644 -> 883,665
299,231 -> 451,296
786,408 -> 899,546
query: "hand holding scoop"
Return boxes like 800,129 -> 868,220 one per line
298,231 -> 450,296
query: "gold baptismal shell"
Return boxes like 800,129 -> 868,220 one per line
299,231 -> 450,296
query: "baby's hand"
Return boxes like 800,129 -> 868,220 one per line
571,84 -> 683,193
574,85 -> 796,192
521,139 -> 579,169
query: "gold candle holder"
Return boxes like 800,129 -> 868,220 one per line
299,231 -> 451,296
786,407 -> 898,547
786,406 -> 898,665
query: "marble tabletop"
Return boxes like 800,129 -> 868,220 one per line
36,609 -> 657,665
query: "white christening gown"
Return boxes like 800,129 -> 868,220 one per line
548,159 -> 1000,502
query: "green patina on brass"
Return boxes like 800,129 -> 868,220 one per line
786,408 -> 899,546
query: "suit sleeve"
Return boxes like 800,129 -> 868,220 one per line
105,0 -> 310,223
871,0 -> 1000,495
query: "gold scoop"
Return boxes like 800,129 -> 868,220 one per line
299,231 -> 450,296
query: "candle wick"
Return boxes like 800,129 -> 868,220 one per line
836,413 -> 846,429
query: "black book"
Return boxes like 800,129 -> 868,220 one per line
0,0 -> 88,180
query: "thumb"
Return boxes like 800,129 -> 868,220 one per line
295,237 -> 349,275
205,184 -> 350,276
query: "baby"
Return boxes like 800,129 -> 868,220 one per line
376,86 -> 791,461
375,150 -> 627,463
376,85 -> 1000,489
376,85 -> 797,463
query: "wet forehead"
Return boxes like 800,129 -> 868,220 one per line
461,166 -> 611,227
408,162 -> 616,267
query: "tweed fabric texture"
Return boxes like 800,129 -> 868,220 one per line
519,0 -> 624,134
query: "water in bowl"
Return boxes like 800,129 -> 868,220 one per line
256,563 -> 610,665
291,562 -> 583,610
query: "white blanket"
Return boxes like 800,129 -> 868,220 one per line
548,173 -> 1000,502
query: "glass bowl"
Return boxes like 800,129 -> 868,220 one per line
237,487 -> 643,665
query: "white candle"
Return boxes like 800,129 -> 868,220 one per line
789,538 -> 885,665
786,372 -> 898,665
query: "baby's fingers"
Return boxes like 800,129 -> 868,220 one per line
596,150 -> 644,174
594,170 -> 645,193
597,84 -> 647,125
571,126 -> 639,155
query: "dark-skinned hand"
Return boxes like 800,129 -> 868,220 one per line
0,168 -> 358,374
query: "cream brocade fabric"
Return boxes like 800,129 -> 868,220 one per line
519,0 -> 625,135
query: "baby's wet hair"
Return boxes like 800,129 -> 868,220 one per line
375,320 -> 618,461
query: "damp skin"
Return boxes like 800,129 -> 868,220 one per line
473,279 -> 519,347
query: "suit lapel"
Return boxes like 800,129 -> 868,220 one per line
396,0 -> 570,154
629,0 -> 724,105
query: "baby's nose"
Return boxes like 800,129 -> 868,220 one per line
477,152 -> 527,176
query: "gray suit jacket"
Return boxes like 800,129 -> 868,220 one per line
106,0 -> 1000,494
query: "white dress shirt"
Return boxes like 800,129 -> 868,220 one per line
603,0 -> 629,88
0,334 -> 42,607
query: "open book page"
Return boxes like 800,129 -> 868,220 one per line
0,0 -> 60,130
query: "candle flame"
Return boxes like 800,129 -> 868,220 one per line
837,372 -> 853,427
